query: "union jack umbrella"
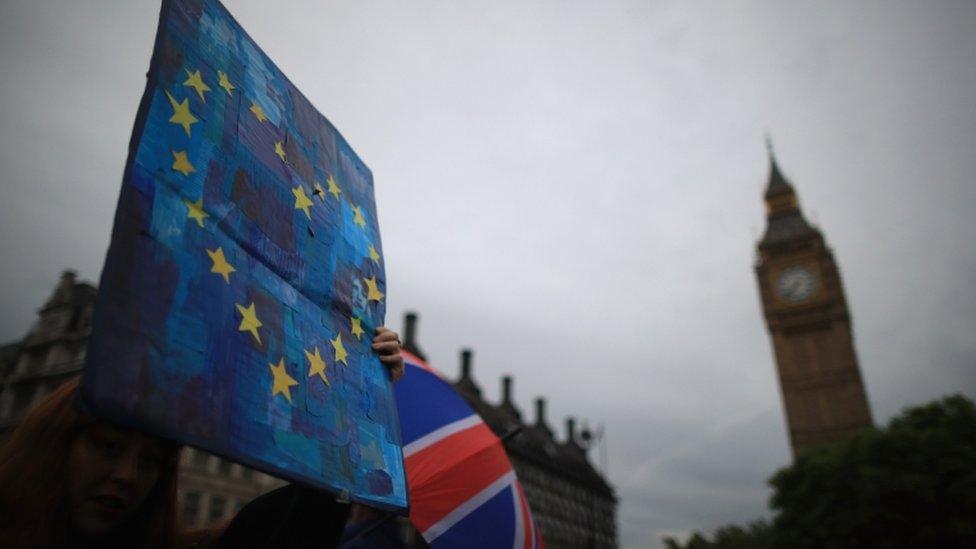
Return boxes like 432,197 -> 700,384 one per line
394,351 -> 544,548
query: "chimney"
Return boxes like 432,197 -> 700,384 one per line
502,376 -> 513,404
455,348 -> 482,398
566,417 -> 577,445
40,269 -> 78,315
535,397 -> 547,427
460,348 -> 473,379
54,270 -> 77,303
401,311 -> 426,361
403,312 -> 418,346
498,376 -> 522,421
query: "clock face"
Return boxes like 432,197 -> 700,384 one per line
777,266 -> 817,302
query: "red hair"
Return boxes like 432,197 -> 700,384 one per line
0,377 -> 180,548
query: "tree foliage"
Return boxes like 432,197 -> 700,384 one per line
663,520 -> 773,549
664,394 -> 976,548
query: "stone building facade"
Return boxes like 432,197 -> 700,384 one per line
754,148 -> 873,456
403,314 -> 618,548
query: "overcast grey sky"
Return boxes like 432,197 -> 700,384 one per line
2,1 -> 975,546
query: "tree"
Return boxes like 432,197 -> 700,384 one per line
663,521 -> 773,549
664,394 -> 976,548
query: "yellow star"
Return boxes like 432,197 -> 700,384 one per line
183,68 -> 211,102
352,205 -> 367,229
313,181 -> 326,200
330,333 -> 348,366
292,185 -> 313,218
269,357 -> 299,403
183,198 -> 209,228
165,90 -> 198,137
206,247 -> 236,284
217,70 -> 235,96
171,150 -> 196,176
275,141 -> 287,161
235,302 -> 263,345
249,101 -> 267,123
305,346 -> 330,386
363,276 -> 385,303
326,175 -> 342,199
350,317 -> 365,340
367,244 -> 381,265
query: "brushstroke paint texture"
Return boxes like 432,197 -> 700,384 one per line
80,0 -> 406,512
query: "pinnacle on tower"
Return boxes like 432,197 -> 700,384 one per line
764,137 -> 795,199
758,139 -> 816,247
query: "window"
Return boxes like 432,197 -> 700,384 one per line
45,345 -> 68,371
217,458 -> 232,476
192,449 -> 210,469
183,491 -> 201,527
208,495 -> 227,522
15,353 -> 33,375
10,386 -> 32,420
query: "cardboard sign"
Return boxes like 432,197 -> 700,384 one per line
82,0 -> 406,512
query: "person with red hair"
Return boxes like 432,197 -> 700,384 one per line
0,327 -> 405,548
0,377 -> 180,548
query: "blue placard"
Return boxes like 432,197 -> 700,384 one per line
81,0 -> 406,512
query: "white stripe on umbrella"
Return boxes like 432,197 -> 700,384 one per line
423,470 -> 517,543
403,414 -> 482,458
511,480 -> 525,549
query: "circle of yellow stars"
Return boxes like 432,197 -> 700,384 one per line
165,64 -> 388,405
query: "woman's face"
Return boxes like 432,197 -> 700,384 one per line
66,423 -> 169,536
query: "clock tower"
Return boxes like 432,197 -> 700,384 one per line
755,145 -> 873,456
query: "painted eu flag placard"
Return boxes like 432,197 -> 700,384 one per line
81,0 -> 407,512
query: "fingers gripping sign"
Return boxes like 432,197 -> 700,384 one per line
372,327 -> 404,383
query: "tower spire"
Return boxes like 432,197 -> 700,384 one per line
759,138 -> 816,246
764,136 -> 794,199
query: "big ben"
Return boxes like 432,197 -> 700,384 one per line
755,144 -> 873,456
